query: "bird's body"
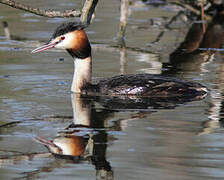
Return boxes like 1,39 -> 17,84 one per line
32,22 -> 207,97
82,74 -> 207,97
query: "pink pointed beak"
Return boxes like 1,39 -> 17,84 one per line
34,136 -> 63,154
31,42 -> 57,53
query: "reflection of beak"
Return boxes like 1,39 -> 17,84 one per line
31,42 -> 57,53
34,136 -> 62,154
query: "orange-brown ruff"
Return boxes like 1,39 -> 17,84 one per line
35,135 -> 85,156
32,22 -> 208,97
66,30 -> 91,59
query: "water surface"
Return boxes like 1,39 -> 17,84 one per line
1,1 -> 224,180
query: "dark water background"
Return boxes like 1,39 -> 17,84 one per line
1,0 -> 224,179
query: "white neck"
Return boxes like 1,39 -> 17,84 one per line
71,57 -> 92,93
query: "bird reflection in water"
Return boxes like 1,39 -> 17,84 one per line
34,87 -> 207,179
35,94 -> 113,180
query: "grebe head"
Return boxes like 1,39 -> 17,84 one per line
32,22 -> 91,59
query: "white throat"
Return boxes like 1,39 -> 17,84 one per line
71,57 -> 92,93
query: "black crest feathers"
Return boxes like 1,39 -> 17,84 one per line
51,22 -> 87,40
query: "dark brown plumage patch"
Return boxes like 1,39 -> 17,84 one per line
91,74 -> 208,97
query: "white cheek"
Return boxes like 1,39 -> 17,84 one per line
54,38 -> 70,49
55,33 -> 74,49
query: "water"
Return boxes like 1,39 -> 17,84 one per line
1,0 -> 224,179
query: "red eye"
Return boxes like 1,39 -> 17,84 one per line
61,36 -> 65,40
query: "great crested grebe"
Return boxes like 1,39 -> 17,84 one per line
32,22 -> 207,97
